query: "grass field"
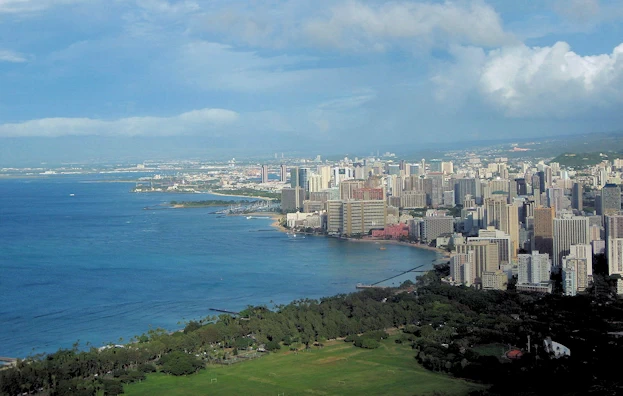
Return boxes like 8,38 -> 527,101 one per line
471,343 -> 507,358
125,337 -> 486,396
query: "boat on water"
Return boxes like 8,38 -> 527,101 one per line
379,246 -> 386,250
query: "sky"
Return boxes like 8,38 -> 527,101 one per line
1,0 -> 623,164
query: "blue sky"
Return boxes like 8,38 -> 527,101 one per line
1,0 -> 623,163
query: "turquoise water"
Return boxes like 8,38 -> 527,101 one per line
0,174 -> 436,358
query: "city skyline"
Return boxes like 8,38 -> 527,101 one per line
1,1 -> 623,164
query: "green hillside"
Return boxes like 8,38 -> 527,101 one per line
551,152 -> 621,168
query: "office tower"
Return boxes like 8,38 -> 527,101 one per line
517,251 -> 551,285
545,167 -> 553,189
340,180 -> 366,200
342,200 -> 386,236
281,187 -> 305,212
515,178 -> 527,196
298,168 -> 310,192
261,165 -> 269,184
572,183 -> 583,211
401,191 -> 427,208
547,187 -> 564,212
454,178 -> 479,206
600,184 -> 621,216
553,216 -> 590,269
354,165 -> 366,180
280,164 -> 287,183
422,216 -> 454,242
533,207 -> 555,258
455,240 -> 499,284
290,166 -> 300,188
536,171 -> 546,192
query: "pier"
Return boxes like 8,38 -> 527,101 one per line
356,264 -> 427,289
210,308 -> 240,315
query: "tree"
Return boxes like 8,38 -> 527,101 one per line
158,351 -> 204,376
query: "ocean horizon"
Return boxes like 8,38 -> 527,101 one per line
0,174 -> 437,359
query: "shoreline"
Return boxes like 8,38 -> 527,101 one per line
208,190 -> 277,200
342,237 -> 449,256
232,212 -> 287,232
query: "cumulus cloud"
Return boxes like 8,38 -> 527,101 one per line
434,41 -> 623,118
0,49 -> 27,62
0,108 -> 239,137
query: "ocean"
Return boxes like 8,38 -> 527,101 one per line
0,174 -> 437,358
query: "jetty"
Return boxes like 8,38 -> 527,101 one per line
210,308 -> 240,315
0,357 -> 17,366
356,264 -> 427,289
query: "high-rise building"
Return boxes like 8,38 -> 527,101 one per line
280,164 -> 287,183
517,251 -> 551,285
454,178 -> 479,206
515,178 -> 527,196
401,191 -> 427,208
339,180 -> 366,200
572,183 -> 583,211
353,188 -> 384,201
482,270 -> 507,290
261,164 -> 269,184
533,207 -> 555,258
427,172 -> 444,208
308,174 -> 323,193
552,216 -> 590,269
290,166 -> 300,188
317,165 -> 332,189
547,187 -> 565,212
467,228 -> 512,265
341,200 -> 386,236
569,244 -> 593,278
600,184 -> 621,216
450,253 -> 471,285
281,187 -> 305,212
455,240 -> 499,284
562,256 -> 589,295
609,238 -> 623,275
327,200 -> 344,234
422,216 -> 454,242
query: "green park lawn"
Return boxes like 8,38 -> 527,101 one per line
124,336 -> 486,396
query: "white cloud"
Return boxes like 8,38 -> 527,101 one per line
0,49 -> 27,62
303,0 -> 515,50
0,0 -> 86,14
434,41 -> 623,118
0,108 -> 239,137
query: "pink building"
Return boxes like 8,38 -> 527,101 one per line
371,224 -> 409,239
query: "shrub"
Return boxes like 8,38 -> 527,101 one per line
266,340 -> 281,351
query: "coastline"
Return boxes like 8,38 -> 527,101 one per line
342,237 -> 449,256
232,212 -> 287,232
208,190 -> 276,200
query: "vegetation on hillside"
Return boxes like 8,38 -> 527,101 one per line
3,265 -> 623,395
551,152 -> 621,168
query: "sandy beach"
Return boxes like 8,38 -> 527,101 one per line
233,212 -> 287,232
